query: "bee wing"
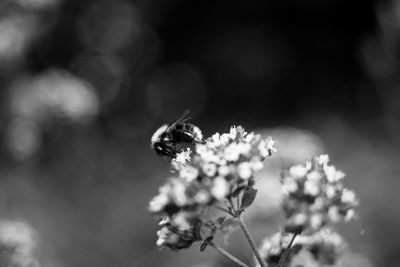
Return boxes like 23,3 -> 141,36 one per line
167,110 -> 191,130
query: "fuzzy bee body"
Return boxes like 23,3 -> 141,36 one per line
151,112 -> 203,158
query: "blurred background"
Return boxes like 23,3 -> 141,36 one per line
0,0 -> 398,266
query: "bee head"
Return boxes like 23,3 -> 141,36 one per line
153,141 -> 176,158
151,124 -> 169,146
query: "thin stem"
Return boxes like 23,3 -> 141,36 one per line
237,214 -> 266,267
277,233 -> 297,267
228,198 -> 235,212
212,205 -> 234,216
227,188 -> 236,212
236,188 -> 241,210
209,242 -> 249,267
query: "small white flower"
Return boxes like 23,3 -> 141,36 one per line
149,194 -> 169,212
192,126 -> 203,140
220,133 -> 230,144
289,165 -> 308,178
211,133 -> 221,146
237,142 -> 252,156
229,126 -> 238,139
175,149 -> 191,164
258,137 -> 277,158
172,212 -> 191,230
307,170 -> 322,181
244,132 -> 255,142
211,176 -> 229,199
249,160 -> 264,172
194,190 -> 210,204
345,209 -> 355,221
310,214 -> 323,230
305,161 -> 312,170
179,166 -> 199,182
170,180 -> 187,206
238,162 -> 253,180
259,238 -> 272,257
335,171 -> 346,180
197,145 -> 221,163
326,185 -> 336,199
172,149 -> 192,170
202,163 -> 217,177
218,165 -> 231,176
156,227 -> 169,246
328,206 -> 341,223
265,137 -> 277,152
324,165 -> 345,183
293,213 -> 308,226
224,143 -> 241,161
341,189 -> 356,204
304,180 -> 320,196
156,227 -> 180,247
159,183 -> 171,194
318,154 -> 329,165
309,197 -> 324,211
258,140 -> 270,158
281,178 -> 298,195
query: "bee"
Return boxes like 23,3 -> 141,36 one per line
151,111 -> 204,158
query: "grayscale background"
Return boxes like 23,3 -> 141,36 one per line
0,0 -> 397,266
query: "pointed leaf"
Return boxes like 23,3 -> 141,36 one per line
240,184 -> 258,210
230,185 -> 246,198
200,236 -> 214,252
216,216 -> 226,225
193,220 -> 203,241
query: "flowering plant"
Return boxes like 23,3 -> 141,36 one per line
148,122 -> 358,267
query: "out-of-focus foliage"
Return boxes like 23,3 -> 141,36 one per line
0,220 -> 40,267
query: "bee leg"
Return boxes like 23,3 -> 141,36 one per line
194,138 -> 206,144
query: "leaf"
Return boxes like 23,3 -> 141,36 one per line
200,236 -> 214,252
193,220 -> 203,241
240,183 -> 258,210
229,185 -> 246,198
216,216 -> 226,225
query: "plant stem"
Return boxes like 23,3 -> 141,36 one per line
212,205 -> 234,216
237,214 -> 266,267
277,233 -> 297,267
209,242 -> 249,267
236,191 -> 241,210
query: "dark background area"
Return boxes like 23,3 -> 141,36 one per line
0,0 -> 399,266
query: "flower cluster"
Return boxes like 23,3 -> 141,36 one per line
192,126 -> 276,179
148,175 -> 229,216
258,228 -> 347,267
155,212 -> 202,251
149,126 -> 276,250
281,155 -> 358,233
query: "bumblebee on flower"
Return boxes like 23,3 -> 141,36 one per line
148,118 -> 362,267
149,125 -> 277,251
